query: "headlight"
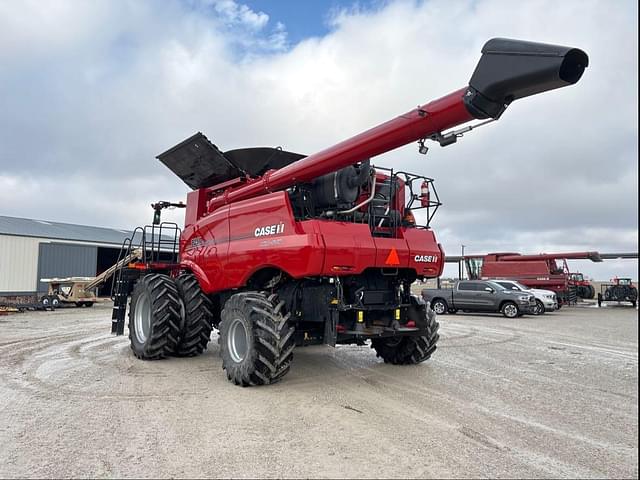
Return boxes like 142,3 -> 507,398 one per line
545,294 -> 554,299
518,295 -> 529,301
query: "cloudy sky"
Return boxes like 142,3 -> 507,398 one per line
0,0 -> 637,279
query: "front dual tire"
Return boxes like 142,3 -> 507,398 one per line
128,274 -> 182,360
128,273 -> 215,360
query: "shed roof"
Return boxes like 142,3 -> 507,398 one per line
0,215 -> 139,246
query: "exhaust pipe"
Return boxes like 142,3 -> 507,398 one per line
464,38 -> 589,119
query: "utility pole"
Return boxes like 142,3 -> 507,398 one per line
459,244 -> 466,279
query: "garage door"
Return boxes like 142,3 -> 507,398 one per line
37,243 -> 97,293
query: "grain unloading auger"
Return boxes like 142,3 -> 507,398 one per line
111,38 -> 588,386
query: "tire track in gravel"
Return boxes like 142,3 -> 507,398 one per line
1,326 -> 215,400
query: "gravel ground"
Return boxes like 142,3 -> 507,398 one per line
0,303 -> 637,479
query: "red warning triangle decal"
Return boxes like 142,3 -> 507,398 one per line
385,247 -> 400,266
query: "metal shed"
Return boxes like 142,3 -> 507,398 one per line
0,215 -> 138,300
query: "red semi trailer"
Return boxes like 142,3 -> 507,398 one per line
464,251 -> 602,305
110,38 -> 588,386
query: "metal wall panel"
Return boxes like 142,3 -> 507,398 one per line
36,243 -> 97,293
0,235 -> 41,293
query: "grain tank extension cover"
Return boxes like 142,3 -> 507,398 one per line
157,132 -> 306,189
156,132 -> 246,190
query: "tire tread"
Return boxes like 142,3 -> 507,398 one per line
174,273 -> 215,357
220,291 -> 295,386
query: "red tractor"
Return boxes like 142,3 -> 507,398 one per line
110,38 -> 588,386
598,277 -> 638,308
569,272 -> 596,299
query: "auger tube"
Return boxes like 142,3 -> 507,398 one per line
204,37 -> 587,210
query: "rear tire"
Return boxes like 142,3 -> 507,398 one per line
174,273 -> 215,357
431,298 -> 448,315
501,301 -> 519,318
128,274 -> 182,360
371,305 -> 439,364
219,292 -> 295,386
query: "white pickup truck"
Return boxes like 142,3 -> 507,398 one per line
492,280 -> 558,315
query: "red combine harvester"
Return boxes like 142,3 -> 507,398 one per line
464,251 -> 601,306
111,38 -> 588,386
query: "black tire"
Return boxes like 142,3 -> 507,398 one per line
40,295 -> 50,307
128,274 -> 182,360
85,302 -> 94,308
587,285 -> 595,299
50,295 -> 60,308
533,299 -> 545,315
431,298 -> 448,315
501,301 -> 519,318
174,273 -> 215,357
371,305 -> 439,365
632,301 -> 637,308
219,292 -> 295,386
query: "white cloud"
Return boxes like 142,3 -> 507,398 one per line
0,0 -> 637,279
211,0 -> 269,30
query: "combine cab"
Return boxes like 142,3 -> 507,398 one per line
110,38 -> 588,386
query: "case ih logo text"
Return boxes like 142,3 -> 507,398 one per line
254,223 -> 285,237
414,255 -> 438,263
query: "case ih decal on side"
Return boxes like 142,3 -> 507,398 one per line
415,255 -> 438,263
254,223 -> 285,237
109,38 -> 588,387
